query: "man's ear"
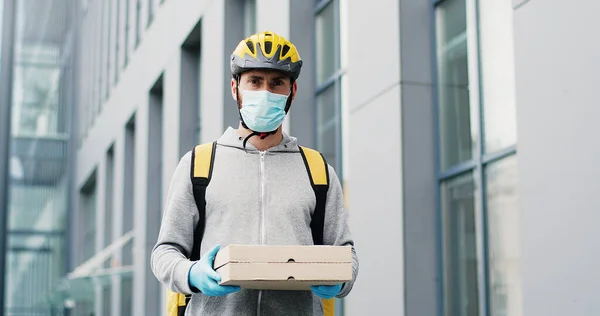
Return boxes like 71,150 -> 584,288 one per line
231,78 -> 237,100
291,81 -> 298,101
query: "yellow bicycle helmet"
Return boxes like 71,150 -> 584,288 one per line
230,31 -> 303,80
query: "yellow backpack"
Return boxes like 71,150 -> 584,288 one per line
166,142 -> 336,316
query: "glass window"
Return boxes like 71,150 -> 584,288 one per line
124,0 -> 131,66
105,148 -> 115,249
479,0 -> 518,153
317,85 -> 338,169
4,1 -> 77,314
102,285 -> 112,316
80,183 -> 97,264
442,172 -> 480,316
435,0 -> 477,171
121,276 -> 134,316
135,0 -> 142,47
315,0 -> 342,174
148,0 -> 155,27
0,0 -> 3,47
98,0 -> 106,110
114,0 -> 121,84
105,0 -> 112,99
485,155 -> 521,316
315,1 -> 338,85
11,64 -> 61,136
435,0 -> 520,314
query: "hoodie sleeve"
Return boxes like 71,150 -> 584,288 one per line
322,165 -> 359,298
150,151 -> 200,295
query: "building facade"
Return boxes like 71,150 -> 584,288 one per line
1,0 -> 599,315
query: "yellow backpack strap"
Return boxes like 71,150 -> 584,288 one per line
166,142 -> 217,316
298,146 -> 328,186
299,146 -> 335,316
190,142 -> 217,260
322,298 -> 335,316
298,146 -> 329,245
192,142 -> 216,179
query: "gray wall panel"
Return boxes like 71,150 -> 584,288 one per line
223,0 -> 245,131
401,84 -> 438,316
514,1 -> 600,315
345,1 -> 404,315
346,85 -> 404,316
347,0 -> 400,112
399,0 -> 439,315
200,0 -> 226,142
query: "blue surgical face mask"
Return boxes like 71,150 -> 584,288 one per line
239,89 -> 289,132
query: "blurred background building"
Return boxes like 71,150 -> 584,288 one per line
0,0 -> 599,316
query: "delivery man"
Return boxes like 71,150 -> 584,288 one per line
150,31 -> 359,316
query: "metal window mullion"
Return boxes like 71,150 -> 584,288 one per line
333,0 -> 343,176
0,0 -> 17,310
430,0 -> 446,314
316,68 -> 345,95
315,74 -> 337,95
482,145 -> 517,165
315,0 -> 333,14
438,160 -> 478,181
466,0 -> 489,314
312,2 -> 318,148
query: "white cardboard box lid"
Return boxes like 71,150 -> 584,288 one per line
213,244 -> 352,270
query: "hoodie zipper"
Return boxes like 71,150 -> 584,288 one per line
259,151 -> 267,244
257,151 -> 266,316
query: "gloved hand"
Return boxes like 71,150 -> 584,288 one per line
310,284 -> 343,300
188,244 -> 241,296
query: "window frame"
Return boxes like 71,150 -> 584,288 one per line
432,0 -> 518,315
313,1 -> 346,315
314,0 -> 344,176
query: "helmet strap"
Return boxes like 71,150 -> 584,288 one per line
242,130 -> 277,150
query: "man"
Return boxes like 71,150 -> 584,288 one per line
151,31 -> 359,316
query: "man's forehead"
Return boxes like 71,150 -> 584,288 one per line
243,69 -> 290,80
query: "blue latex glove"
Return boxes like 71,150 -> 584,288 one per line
310,284 -> 343,300
188,244 -> 241,296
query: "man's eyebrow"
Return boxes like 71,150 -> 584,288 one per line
271,75 -> 288,81
248,75 -> 264,80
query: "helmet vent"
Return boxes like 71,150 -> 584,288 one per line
264,41 -> 273,54
246,41 -> 255,54
282,44 -> 290,56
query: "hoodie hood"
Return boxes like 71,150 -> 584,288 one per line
216,126 -> 300,153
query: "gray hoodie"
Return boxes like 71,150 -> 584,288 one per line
150,127 -> 359,316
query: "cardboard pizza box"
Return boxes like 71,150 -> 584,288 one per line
213,244 -> 352,290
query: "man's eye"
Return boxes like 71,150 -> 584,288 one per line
249,79 -> 259,84
273,80 -> 284,86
